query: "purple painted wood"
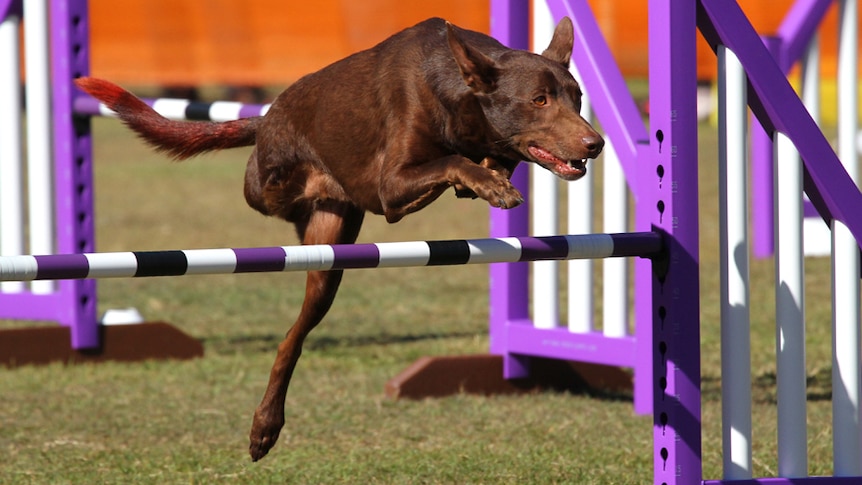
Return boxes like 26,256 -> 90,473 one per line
0,0 -> 22,19
650,0 -> 703,483
776,0 -> 834,72
751,0 -> 833,258
505,322 -> 638,368
699,0 -> 862,249
50,0 -> 99,349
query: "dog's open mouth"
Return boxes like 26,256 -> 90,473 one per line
527,145 -> 587,181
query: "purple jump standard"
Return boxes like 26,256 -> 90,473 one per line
0,233 -> 663,282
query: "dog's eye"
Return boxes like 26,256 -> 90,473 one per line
532,95 -> 548,106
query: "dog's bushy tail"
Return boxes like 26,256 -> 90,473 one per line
74,77 -> 260,160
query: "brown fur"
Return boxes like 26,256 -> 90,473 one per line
74,17 -> 603,461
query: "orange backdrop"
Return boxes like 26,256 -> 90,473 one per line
88,0 -> 851,86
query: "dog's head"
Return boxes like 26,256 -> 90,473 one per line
447,17 -> 603,181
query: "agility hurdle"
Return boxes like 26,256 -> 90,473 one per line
0,233 -> 663,281
492,0 -> 862,483
4,0 -> 862,482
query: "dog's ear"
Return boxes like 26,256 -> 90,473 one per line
542,16 -> 574,67
447,22 -> 498,94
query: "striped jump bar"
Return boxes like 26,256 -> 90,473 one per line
0,232 -> 662,282
73,94 -> 271,122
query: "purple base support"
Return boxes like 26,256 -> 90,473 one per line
650,1 -> 703,484
488,0 -> 532,380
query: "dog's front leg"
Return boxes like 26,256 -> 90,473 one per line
249,202 -> 364,461
380,154 -> 523,223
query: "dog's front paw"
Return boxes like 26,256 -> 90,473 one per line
478,182 -> 523,209
493,188 -> 525,209
249,408 -> 284,462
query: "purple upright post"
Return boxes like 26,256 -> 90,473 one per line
649,1 -> 703,484
751,37 -> 781,259
50,0 -> 98,349
488,0 -> 531,379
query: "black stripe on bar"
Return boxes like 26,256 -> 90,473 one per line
185,102 -> 213,121
426,240 -> 471,266
133,251 -> 189,277
609,232 -> 664,258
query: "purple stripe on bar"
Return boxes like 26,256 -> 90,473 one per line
34,254 -> 89,280
234,247 -> 286,273
331,243 -> 380,269
239,104 -> 266,119
610,232 -> 664,257
518,235 -> 570,262
72,94 -> 103,116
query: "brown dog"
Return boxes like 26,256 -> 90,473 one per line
75,17 -> 602,461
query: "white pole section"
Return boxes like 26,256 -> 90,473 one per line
717,45 -> 752,480
568,61 -> 595,334
0,13 -> 25,294
24,0 -> 55,294
833,0 -> 862,475
531,0 -> 559,329
601,140 -> 628,337
774,128 -> 808,478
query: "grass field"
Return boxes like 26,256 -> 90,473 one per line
0,112 -> 842,484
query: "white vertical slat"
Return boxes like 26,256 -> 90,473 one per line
833,0 -> 862,475
530,0 -> 559,329
0,13 -> 25,293
717,45 -> 752,480
24,0 -> 55,293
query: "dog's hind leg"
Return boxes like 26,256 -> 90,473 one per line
248,201 -> 364,461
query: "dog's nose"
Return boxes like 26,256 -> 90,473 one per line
583,135 -> 605,158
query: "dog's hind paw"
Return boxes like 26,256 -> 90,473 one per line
249,411 -> 284,461
249,432 -> 279,462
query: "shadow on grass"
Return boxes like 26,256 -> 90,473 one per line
202,331 -> 639,405
701,365 -> 833,404
203,330 -> 485,355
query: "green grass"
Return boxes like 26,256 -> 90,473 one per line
0,114 -> 843,484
